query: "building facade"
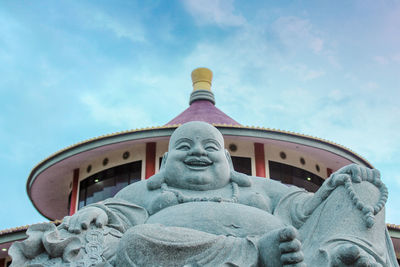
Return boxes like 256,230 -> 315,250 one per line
0,68 -> 399,265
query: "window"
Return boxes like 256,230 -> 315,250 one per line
78,161 -> 142,209
231,156 -> 252,175
269,161 -> 324,192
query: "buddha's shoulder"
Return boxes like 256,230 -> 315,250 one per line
247,176 -> 295,192
248,176 -> 277,186
114,180 -> 152,202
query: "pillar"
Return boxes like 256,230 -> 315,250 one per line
327,168 -> 333,178
254,143 -> 266,177
69,169 -> 79,216
145,142 -> 156,179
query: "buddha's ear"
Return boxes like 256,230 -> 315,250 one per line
147,152 -> 168,190
159,152 -> 168,171
225,149 -> 235,171
225,149 -> 252,187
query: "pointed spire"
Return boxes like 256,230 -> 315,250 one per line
165,67 -> 240,126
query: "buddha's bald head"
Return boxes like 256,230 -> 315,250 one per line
164,121 -> 230,190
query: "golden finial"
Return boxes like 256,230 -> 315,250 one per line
191,67 -> 213,91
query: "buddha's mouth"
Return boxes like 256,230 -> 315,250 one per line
184,158 -> 213,170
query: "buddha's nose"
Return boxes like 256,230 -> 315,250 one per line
189,144 -> 207,156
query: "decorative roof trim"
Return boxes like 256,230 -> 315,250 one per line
29,125 -> 178,174
27,124 -> 373,208
26,125 -> 179,188
28,123 -> 372,183
388,224 -> 400,231
213,124 -> 373,168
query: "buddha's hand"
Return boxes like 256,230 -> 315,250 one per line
310,164 -> 381,207
61,206 -> 108,234
328,164 -> 380,188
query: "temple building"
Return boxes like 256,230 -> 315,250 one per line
0,68 -> 399,265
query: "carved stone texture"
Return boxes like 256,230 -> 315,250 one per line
9,223 -> 121,266
10,121 -> 399,266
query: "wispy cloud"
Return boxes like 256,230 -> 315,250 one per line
182,0 -> 246,27
280,64 -> 325,81
373,56 -> 388,65
81,8 -> 146,43
272,16 -> 325,54
393,53 -> 400,63
373,54 -> 400,65
298,95 -> 400,163
80,93 -> 152,129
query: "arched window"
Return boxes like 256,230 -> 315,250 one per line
78,161 -> 142,209
269,161 -> 324,192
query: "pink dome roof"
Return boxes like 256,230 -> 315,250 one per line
165,100 -> 241,126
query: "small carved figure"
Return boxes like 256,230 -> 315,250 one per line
10,121 -> 398,266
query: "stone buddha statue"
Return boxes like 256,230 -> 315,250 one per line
10,121 -> 399,266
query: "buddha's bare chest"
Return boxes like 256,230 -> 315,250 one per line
146,185 -> 272,215
146,201 -> 284,237
144,185 -> 279,237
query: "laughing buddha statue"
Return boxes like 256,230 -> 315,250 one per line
10,121 -> 398,266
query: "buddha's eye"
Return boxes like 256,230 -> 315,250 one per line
205,144 -> 219,152
176,143 -> 191,151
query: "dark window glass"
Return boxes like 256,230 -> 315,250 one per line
129,161 -> 142,184
78,186 -> 86,210
67,192 -> 72,215
231,156 -> 252,175
269,161 -> 324,192
78,160 -> 142,209
114,164 -> 129,194
85,177 -> 104,205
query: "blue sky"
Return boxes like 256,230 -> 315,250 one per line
0,0 -> 399,230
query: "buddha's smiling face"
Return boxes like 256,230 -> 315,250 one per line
164,121 -> 230,190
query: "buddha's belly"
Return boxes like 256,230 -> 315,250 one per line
146,202 -> 285,237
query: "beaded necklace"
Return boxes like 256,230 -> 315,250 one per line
343,176 -> 388,228
161,182 -> 239,203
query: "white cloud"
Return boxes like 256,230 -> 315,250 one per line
393,53 -> 400,63
181,13 -> 338,127
365,81 -> 379,91
84,10 -> 146,43
80,93 -> 152,129
373,54 -> 400,65
280,64 -> 325,81
299,97 -> 400,163
182,0 -> 246,27
272,16 -> 325,54
373,56 -> 388,65
310,38 -> 324,53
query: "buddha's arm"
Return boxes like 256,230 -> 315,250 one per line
259,165 -> 387,228
256,177 -> 314,228
273,164 -> 388,229
63,182 -> 149,234
89,197 -> 148,232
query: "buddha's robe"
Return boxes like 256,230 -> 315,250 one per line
86,177 -> 397,266
9,176 -> 398,266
